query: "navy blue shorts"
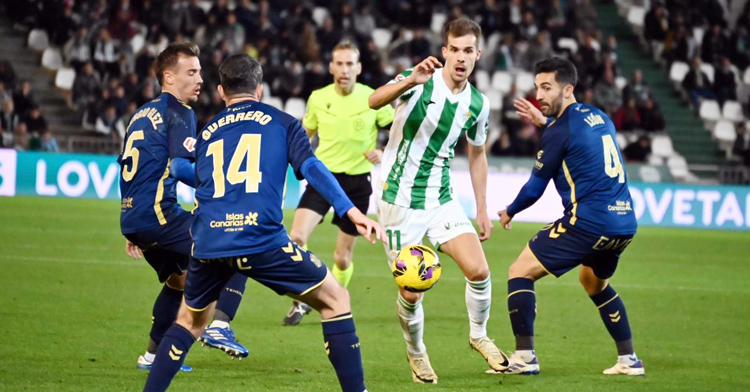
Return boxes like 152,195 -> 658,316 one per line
184,241 -> 328,311
528,216 -> 635,279
124,211 -> 193,282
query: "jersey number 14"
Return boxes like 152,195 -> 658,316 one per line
602,135 -> 625,183
206,134 -> 263,198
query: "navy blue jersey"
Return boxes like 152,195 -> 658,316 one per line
119,93 -> 198,234
191,100 -> 314,259
533,103 -> 637,235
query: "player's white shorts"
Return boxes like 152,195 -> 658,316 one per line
377,198 -> 476,265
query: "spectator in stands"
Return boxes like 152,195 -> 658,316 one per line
52,5 -> 78,47
730,22 -> 750,69
736,123 -> 750,164
0,126 -> 13,148
614,98 -> 642,131
274,58 -> 304,103
640,97 -> 666,132
714,56 -> 739,105
490,131 -> 513,156
593,70 -> 621,115
354,6 -> 377,39
0,100 -> 19,133
40,129 -> 60,153
72,62 -> 101,111
683,57 -> 715,109
93,30 -> 119,79
701,24 -> 730,66
733,122 -> 750,165
95,105 -> 119,140
116,102 -> 138,140
318,17 -> 341,61
0,82 -> 10,106
573,0 -> 599,35
520,31 -> 553,71
517,10 -> 539,42
623,69 -> 651,107
663,25 -> 694,66
221,13 -> 246,54
135,83 -> 156,107
494,33 -> 515,71
110,86 -> 129,117
0,61 -> 17,92
303,61 -> 327,99
13,80 -> 35,117
624,136 -> 652,162
512,123 -> 540,157
409,29 -> 432,66
644,1 -> 669,57
13,122 -> 29,151
23,105 -> 47,134
64,27 -> 92,72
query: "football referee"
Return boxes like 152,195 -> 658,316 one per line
283,41 -> 395,325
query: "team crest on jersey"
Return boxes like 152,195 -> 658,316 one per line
183,137 -> 196,152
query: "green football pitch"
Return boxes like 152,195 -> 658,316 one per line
1,196 -> 749,391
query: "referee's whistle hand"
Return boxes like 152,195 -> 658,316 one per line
364,150 -> 382,164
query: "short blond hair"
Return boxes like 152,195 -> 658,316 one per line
332,41 -> 360,61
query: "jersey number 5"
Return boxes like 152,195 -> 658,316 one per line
121,130 -> 144,182
602,135 -> 625,183
206,134 -> 263,198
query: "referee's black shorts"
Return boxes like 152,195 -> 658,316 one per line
297,172 -> 372,236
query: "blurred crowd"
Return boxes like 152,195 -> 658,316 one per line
5,0 -> 674,161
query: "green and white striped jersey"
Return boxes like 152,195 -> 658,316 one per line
378,68 -> 490,210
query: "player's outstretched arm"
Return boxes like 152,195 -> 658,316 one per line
514,98 -> 548,127
497,175 -> 549,230
368,56 -> 443,109
345,207 -> 387,245
467,143 -> 493,241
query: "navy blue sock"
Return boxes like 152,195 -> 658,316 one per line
214,273 -> 247,322
149,285 -> 183,348
508,278 -> 536,350
590,285 -> 634,355
321,313 -> 366,392
143,324 -> 196,392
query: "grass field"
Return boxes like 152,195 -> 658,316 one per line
1,196 -> 749,391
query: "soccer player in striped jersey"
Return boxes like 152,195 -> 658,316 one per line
368,18 -> 509,383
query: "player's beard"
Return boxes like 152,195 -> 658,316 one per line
542,92 -> 563,117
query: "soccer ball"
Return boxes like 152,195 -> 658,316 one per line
391,245 -> 442,292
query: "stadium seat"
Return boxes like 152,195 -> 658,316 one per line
262,82 -> 272,98
486,89 -> 503,112
713,120 -> 736,143
647,155 -> 664,165
699,100 -> 721,123
667,155 -> 689,179
285,98 -> 306,120
616,133 -> 627,149
651,134 -> 675,158
615,76 -> 628,91
431,13 -> 447,35
699,63 -> 715,83
312,7 -> 329,28
626,7 -> 646,30
263,96 -> 282,110
27,29 -> 49,52
669,61 -> 690,85
722,100 -> 744,123
744,67 -> 750,85
372,28 -> 392,51
130,34 -> 145,54
55,67 -> 76,90
491,71 -> 513,94
41,48 -> 63,71
474,69 -> 490,91
693,27 -> 705,48
514,71 -> 535,93
197,1 -> 212,12
557,37 -> 578,54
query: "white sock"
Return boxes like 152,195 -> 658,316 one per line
515,349 -> 536,362
618,353 -> 637,365
209,320 -> 230,329
396,293 -> 426,355
465,276 -> 492,339
143,351 -> 155,363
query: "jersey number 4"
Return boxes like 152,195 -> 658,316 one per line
206,134 -> 263,198
602,135 -> 625,183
